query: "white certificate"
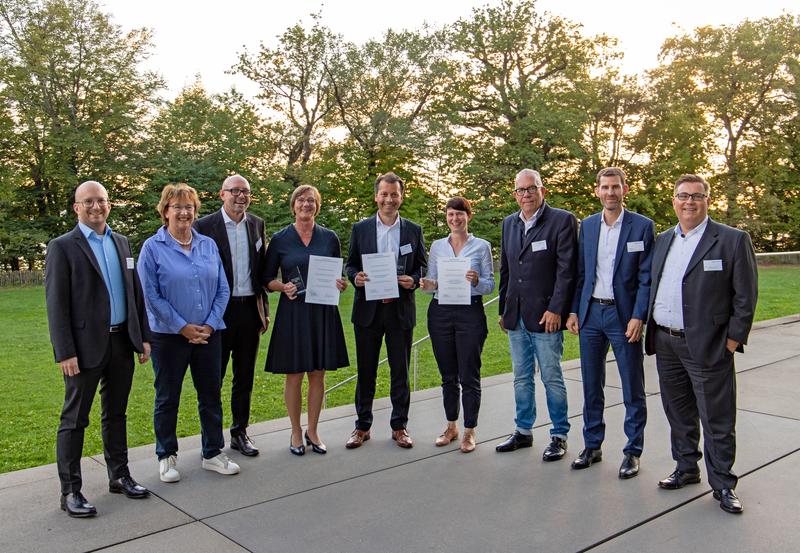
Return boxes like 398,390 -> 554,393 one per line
363,252 -> 400,301
305,255 -> 344,306
437,257 -> 471,305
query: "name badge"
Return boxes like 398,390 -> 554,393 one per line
531,240 -> 547,252
255,238 -> 263,251
626,241 -> 644,253
400,243 -> 413,256
126,257 -> 135,269
703,259 -> 723,271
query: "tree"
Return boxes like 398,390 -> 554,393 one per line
0,0 -> 163,265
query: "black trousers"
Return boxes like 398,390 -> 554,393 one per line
354,302 -> 413,431
221,297 -> 262,436
57,332 -> 135,495
428,298 -> 487,428
654,329 -> 738,490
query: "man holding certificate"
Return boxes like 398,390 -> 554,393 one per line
420,197 -> 494,453
345,172 -> 427,449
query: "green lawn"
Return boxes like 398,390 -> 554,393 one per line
1,266 -> 797,474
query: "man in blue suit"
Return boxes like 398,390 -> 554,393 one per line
566,167 -> 655,479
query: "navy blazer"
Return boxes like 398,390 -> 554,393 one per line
571,210 -> 655,327
499,202 -> 578,332
345,215 -> 427,329
645,218 -> 758,367
45,226 -> 151,367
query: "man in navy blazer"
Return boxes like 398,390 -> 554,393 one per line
45,181 -> 152,517
194,175 -> 268,457
345,172 -> 427,449
495,169 -> 578,461
645,174 -> 757,514
566,167 -> 654,479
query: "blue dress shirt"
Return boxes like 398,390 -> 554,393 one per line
425,233 -> 495,299
78,222 -> 126,325
138,226 -> 230,334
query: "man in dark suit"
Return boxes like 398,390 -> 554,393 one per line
194,174 -> 268,457
345,172 -> 427,449
645,174 -> 757,514
45,180 -> 152,518
495,169 -> 578,461
566,167 -> 654,478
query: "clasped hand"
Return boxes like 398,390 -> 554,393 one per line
180,324 -> 212,344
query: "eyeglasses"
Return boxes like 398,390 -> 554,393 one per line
223,188 -> 251,197
674,193 -> 707,202
514,186 -> 541,196
295,198 -> 316,205
76,199 -> 110,208
168,204 -> 195,213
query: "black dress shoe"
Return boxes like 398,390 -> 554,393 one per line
542,437 -> 567,462
289,437 -> 306,456
713,488 -> 744,514
618,454 -> 640,479
60,492 -> 97,518
571,448 -> 602,469
230,433 -> 259,457
495,431 -> 533,452
109,476 -> 150,498
658,469 -> 701,490
305,432 -> 327,454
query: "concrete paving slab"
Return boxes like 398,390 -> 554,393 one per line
592,450 -> 800,553
95,522 -> 249,553
202,400 -> 800,553
0,458 -> 192,553
737,357 -> 800,420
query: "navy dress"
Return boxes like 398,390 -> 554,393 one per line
264,224 -> 349,374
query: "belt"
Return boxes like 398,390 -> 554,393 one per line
381,298 -> 398,304
109,325 -> 123,333
229,295 -> 256,303
591,297 -> 615,305
657,325 -> 685,338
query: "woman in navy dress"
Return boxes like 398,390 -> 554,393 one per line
264,184 -> 349,456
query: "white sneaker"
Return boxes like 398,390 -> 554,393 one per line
159,455 -> 180,483
201,453 -> 240,475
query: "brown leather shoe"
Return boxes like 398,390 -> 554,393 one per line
345,429 -> 370,449
460,428 -> 476,453
435,425 -> 459,447
392,429 -> 414,449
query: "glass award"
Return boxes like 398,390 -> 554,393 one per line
287,266 -> 306,295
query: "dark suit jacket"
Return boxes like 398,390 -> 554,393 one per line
345,215 -> 427,329
571,210 -> 655,327
45,225 -> 151,367
499,202 -> 578,332
645,218 -> 758,367
194,210 -> 269,324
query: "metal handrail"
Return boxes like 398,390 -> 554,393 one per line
323,294 -> 500,409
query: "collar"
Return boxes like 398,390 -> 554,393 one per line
78,221 -> 111,239
155,225 -> 199,243
376,212 -> 400,229
601,208 -> 624,229
518,205 -> 542,224
675,216 -> 709,239
221,207 -> 247,226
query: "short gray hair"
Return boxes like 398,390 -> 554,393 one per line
515,169 -> 543,187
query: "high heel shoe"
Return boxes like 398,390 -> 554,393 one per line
305,431 -> 327,454
289,436 -> 305,456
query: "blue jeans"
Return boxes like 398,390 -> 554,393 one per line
508,318 -> 569,438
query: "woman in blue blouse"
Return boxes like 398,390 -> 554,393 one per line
138,183 -> 238,482
264,185 -> 349,456
420,197 -> 495,452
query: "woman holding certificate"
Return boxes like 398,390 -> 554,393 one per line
264,185 -> 349,456
420,197 -> 494,452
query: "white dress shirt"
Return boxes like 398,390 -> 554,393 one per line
592,209 -> 624,300
652,217 -> 709,329
221,208 -> 254,297
376,212 -> 401,261
518,206 -> 541,234
425,234 -> 495,299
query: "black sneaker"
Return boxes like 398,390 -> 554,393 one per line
542,437 -> 567,462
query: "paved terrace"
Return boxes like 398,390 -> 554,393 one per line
1,315 -> 798,553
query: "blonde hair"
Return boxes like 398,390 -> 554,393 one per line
156,183 -> 201,225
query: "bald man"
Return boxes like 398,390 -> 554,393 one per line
45,181 -> 152,517
195,175 -> 268,457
